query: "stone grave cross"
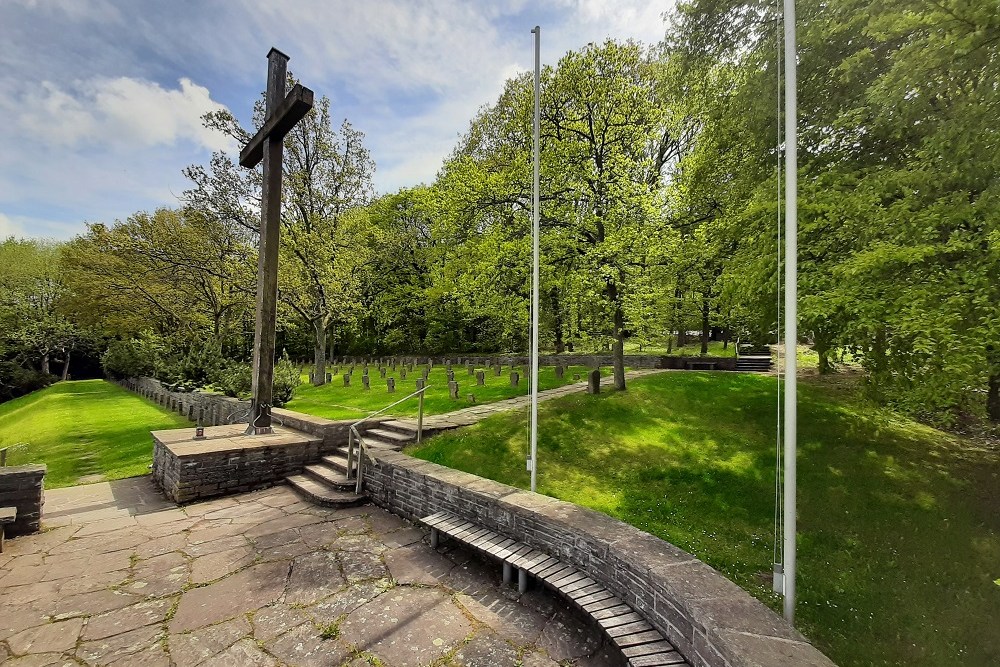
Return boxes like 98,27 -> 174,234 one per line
239,48 -> 314,434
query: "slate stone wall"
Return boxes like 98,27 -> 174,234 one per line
0,464 -> 46,537
152,436 -> 323,504
150,409 -> 381,504
114,377 -> 251,426
363,450 -> 835,667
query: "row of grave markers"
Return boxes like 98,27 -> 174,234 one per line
307,363 -> 601,399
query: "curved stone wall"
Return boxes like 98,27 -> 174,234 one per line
362,450 -> 835,667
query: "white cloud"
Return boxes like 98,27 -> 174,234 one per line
0,213 -> 25,239
14,77 -> 233,153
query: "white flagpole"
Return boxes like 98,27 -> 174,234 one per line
782,0 -> 798,623
529,25 -> 541,493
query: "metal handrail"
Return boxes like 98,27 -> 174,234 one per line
346,384 -> 429,494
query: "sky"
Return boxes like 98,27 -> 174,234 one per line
1,0 -> 675,240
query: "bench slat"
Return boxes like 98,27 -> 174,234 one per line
561,576 -> 599,596
593,605 -> 640,622
582,594 -> 624,613
606,620 -> 655,638
550,570 -> 589,589
614,629 -> 665,648
628,651 -> 687,666
622,641 -> 682,658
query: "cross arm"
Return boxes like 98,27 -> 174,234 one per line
239,83 -> 315,168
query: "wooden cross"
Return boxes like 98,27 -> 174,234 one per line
239,48 -> 313,435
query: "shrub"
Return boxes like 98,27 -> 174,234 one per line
101,339 -> 156,379
273,353 -> 300,407
0,361 -> 54,403
215,362 -> 252,399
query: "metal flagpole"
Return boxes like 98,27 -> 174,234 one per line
782,0 -> 798,623
529,25 -> 541,493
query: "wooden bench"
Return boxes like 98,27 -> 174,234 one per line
423,511 -> 688,667
0,506 -> 16,553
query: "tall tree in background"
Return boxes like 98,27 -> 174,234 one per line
187,87 -> 375,384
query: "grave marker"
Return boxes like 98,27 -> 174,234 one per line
343,374 -> 351,387
448,381 -> 459,399
587,369 -> 600,394
387,378 -> 395,393
475,370 -> 485,386
511,371 -> 520,387
362,375 -> 370,390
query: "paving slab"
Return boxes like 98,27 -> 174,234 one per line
1,481 -> 624,667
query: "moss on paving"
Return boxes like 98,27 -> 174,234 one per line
407,371 -> 1000,667
0,379 -> 190,488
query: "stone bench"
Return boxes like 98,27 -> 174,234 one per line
685,361 -> 717,371
0,506 -> 16,552
423,510 -> 688,667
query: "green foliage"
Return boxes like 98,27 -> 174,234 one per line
272,353 -> 300,407
214,362 -> 252,399
0,361 -> 54,402
101,339 -> 157,379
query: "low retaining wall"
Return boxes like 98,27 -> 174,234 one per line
150,411 -> 382,504
363,451 -> 834,667
0,464 -> 46,537
115,377 -> 251,426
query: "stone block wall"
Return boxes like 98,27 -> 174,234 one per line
152,435 -> 324,503
151,411 -> 380,504
0,464 -> 46,537
363,451 -> 835,667
115,377 -> 251,426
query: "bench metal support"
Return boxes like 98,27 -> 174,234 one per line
503,561 -> 513,584
518,567 -> 528,593
430,527 -> 439,548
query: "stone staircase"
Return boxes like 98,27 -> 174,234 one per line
285,420 -> 419,507
735,352 -> 773,372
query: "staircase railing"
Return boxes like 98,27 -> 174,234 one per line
346,384 -> 429,494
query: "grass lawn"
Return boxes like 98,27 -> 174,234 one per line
284,363 -> 600,421
407,371 -> 1000,666
0,379 -> 190,488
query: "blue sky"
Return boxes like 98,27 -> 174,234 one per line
1,0 -> 674,240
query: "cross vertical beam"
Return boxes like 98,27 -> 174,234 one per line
242,48 -> 313,435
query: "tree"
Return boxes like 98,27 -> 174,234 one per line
186,87 -> 375,384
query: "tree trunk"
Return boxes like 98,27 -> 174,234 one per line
987,372 -> 1000,423
41,352 -> 50,375
313,320 -> 327,386
815,330 -> 833,375
987,345 -> 1000,423
61,350 -> 71,381
607,281 -> 626,391
700,298 -> 710,355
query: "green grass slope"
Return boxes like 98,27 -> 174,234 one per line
0,380 -> 190,488
408,371 -> 1000,667
285,363 -> 600,421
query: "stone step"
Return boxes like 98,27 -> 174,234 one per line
321,453 -> 350,474
363,438 -> 404,452
303,463 -> 356,491
285,475 -> 367,508
365,427 -> 414,443
376,420 -> 419,436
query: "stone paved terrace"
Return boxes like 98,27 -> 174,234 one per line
0,479 -> 620,666
387,369 -> 668,433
